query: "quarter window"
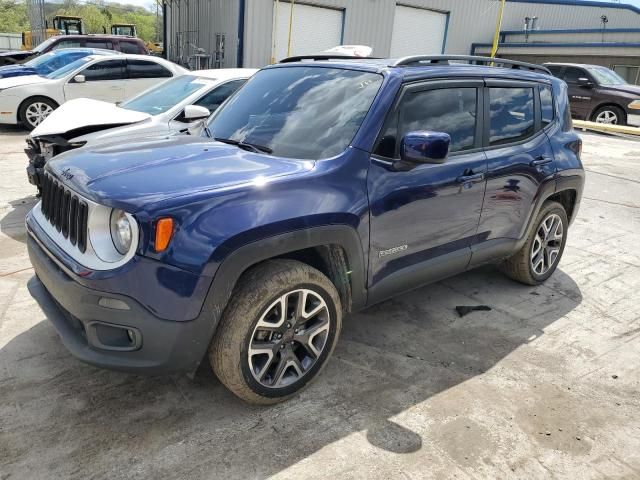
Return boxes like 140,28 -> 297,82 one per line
540,85 -> 554,127
81,59 -> 127,81
375,87 -> 478,157
489,87 -> 534,146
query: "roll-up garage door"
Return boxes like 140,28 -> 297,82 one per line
272,2 -> 343,61
389,5 -> 447,58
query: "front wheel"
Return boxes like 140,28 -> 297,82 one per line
591,105 -> 626,126
500,201 -> 569,285
210,259 -> 342,404
19,96 -> 58,131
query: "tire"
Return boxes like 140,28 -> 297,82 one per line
500,201 -> 569,286
591,105 -> 626,126
19,96 -> 58,131
209,259 -> 342,404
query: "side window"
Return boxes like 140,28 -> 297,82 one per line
489,87 -> 534,146
120,40 -> 143,54
546,65 -> 562,77
563,67 -> 586,84
81,60 -> 127,81
85,39 -> 113,50
374,87 -> 478,157
540,85 -> 554,127
52,39 -> 82,50
127,60 -> 173,79
194,80 -> 246,112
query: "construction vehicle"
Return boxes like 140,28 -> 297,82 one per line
21,16 -> 84,50
111,24 -> 137,37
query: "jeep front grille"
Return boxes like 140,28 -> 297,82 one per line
40,174 -> 88,252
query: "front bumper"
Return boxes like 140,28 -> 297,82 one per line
28,223 -> 216,375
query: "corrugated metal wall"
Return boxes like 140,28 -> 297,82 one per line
165,0 -> 640,69
165,0 -> 239,69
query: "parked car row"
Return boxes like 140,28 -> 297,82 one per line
22,53 -> 585,404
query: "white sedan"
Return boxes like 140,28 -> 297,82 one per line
0,53 -> 187,130
25,68 -> 257,190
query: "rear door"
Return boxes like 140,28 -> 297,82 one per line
125,59 -> 173,98
367,80 -> 488,299
64,58 -> 127,102
473,81 -> 556,265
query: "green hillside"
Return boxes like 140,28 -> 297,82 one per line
0,0 -> 161,42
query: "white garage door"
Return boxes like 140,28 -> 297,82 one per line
272,2 -> 343,61
389,5 -> 447,58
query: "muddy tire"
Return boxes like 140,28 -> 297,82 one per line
500,201 -> 569,286
209,259 -> 342,404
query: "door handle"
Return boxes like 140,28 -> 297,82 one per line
457,172 -> 484,183
530,156 -> 552,167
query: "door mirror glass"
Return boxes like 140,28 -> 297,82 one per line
183,104 -> 211,121
400,131 -> 450,164
73,74 -> 85,83
577,77 -> 593,88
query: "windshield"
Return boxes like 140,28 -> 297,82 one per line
45,57 -> 92,79
26,51 -> 79,75
207,67 -> 383,160
121,75 -> 212,115
587,67 -> 627,85
33,37 -> 57,53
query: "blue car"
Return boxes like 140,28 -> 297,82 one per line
0,48 -> 117,79
27,55 -> 584,404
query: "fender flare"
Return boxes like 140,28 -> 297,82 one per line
190,225 -> 368,369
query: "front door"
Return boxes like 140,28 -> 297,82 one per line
367,81 -> 487,301
563,66 -> 594,119
64,59 -> 127,103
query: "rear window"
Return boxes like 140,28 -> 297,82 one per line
489,87 -> 535,146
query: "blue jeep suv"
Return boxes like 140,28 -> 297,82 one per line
26,55 -> 584,403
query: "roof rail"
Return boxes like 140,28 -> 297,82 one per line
279,54 -> 379,63
390,55 -> 551,75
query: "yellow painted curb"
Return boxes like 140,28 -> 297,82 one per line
573,120 -> 640,136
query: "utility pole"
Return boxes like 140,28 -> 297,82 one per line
491,0 -> 506,58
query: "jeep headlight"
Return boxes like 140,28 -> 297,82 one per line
110,209 -> 133,254
629,100 -> 640,110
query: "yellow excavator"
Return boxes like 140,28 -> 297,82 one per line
21,15 -> 83,50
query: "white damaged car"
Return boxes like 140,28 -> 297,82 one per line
25,68 -> 257,191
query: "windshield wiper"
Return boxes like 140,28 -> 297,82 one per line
214,137 -> 273,154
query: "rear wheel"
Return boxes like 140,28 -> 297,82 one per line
500,201 -> 568,285
19,96 -> 58,131
591,105 -> 626,126
209,259 -> 342,404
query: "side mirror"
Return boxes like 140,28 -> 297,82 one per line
577,77 -> 593,88
400,131 -> 450,164
73,74 -> 85,83
183,104 -> 211,121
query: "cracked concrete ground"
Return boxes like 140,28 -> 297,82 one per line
1,126 -> 639,479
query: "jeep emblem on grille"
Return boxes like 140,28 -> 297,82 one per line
60,168 -> 74,181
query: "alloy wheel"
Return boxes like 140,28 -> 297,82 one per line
25,102 -> 54,128
248,289 -> 331,389
530,213 -> 564,276
595,110 -> 618,125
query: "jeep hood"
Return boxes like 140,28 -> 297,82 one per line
0,65 -> 37,78
46,136 -> 314,212
31,98 -> 151,138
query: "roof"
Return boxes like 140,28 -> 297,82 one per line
267,56 -> 553,82
192,68 -> 259,79
543,62 -> 612,69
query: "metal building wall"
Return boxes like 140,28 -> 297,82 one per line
165,0 -> 239,69
165,0 -> 640,69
